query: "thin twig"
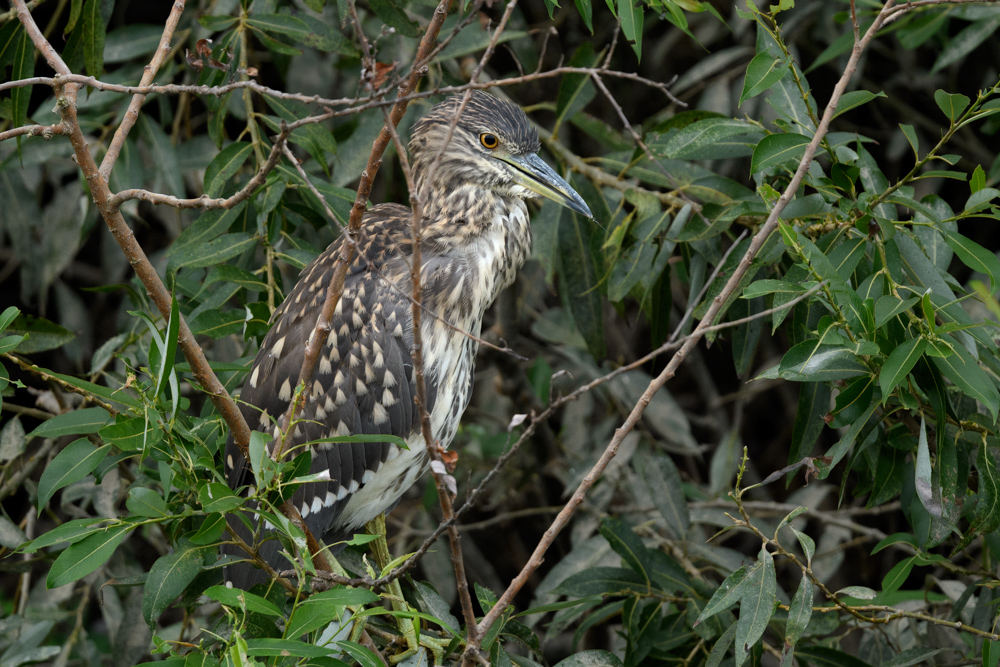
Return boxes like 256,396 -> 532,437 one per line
0,122 -> 68,142
110,123 -> 291,209
3,353 -> 118,414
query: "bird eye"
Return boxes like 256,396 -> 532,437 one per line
480,133 -> 499,149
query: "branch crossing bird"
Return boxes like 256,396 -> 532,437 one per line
223,92 -> 592,590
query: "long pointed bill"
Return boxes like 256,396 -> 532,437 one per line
502,153 -> 593,218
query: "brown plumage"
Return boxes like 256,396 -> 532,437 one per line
223,92 -> 591,590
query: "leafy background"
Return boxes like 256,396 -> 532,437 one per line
2,0 -> 1000,665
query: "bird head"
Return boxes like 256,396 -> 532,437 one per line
409,91 -> 592,218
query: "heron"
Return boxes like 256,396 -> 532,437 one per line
222,92 -> 591,605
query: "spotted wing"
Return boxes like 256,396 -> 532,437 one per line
224,207 -> 431,588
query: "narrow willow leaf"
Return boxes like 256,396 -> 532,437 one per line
638,451 -> 689,539
285,587 -> 380,637
37,439 -> 110,510
143,546 -> 204,629
617,0 -> 643,60
879,337 -> 927,400
126,487 -> 168,518
942,230 -> 1000,291
784,574 -> 813,648
204,142 -> 254,198
735,548 -> 776,662
48,524 -> 131,588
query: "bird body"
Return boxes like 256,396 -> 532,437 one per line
224,93 -> 590,589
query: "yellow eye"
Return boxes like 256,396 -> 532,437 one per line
480,133 -> 499,149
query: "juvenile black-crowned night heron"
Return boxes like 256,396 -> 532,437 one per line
224,92 -> 591,590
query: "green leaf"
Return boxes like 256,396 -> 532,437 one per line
555,43 -> 598,136
18,518 -> 110,552
831,90 -> 886,120
368,0 -> 420,37
552,566 -> 647,597
964,186 -> 999,214
11,27 -> 34,150
932,17 -> 1000,73
960,443 -> 1000,550
37,439 -> 110,510
932,339 -> 999,419
199,15 -> 239,31
126,487 -> 168,518
198,482 -> 244,513
654,118 -> 760,160
99,416 -> 162,452
740,52 -> 789,105
205,586 -> 282,617
789,382 -> 830,466
47,524 -> 131,588
879,556 -> 914,597
27,407 -> 112,439
735,548 -> 776,662
617,0 -> 643,61
784,574 -> 813,649
879,337 -> 927,400
0,306 -> 19,334
285,587 -> 380,637
82,0 -> 110,77
608,241 -> 657,302
5,314 -> 76,354
743,279 -> 807,298
169,233 -> 257,270
638,450 -> 689,539
779,342 -> 869,382
143,546 -> 204,630
751,133 -> 811,173
190,513 -> 227,545
899,123 -> 919,159
574,0 -> 594,33
934,89 -> 971,122
558,207 -> 605,358
696,564 -> 751,624
942,230 -> 1000,291
244,639 -> 337,658
553,650 -> 624,667
204,142 -> 254,198
874,295 -> 919,328
598,518 -> 650,585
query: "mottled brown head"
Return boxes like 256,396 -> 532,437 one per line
409,91 -> 591,217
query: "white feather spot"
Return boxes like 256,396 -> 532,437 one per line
250,366 -> 260,388
319,356 -> 333,375
226,454 -> 233,469
348,479 -> 359,493
352,312 -> 364,328
325,491 -> 337,507
372,402 -> 388,424
335,388 -> 347,406
382,389 -> 396,406
383,371 -> 396,387
361,469 -> 375,484
279,378 -> 292,401
336,485 -> 349,500
271,336 -> 286,358
312,379 -> 324,397
311,496 -> 323,514
356,378 -> 368,396
300,502 -> 310,518
336,421 -> 350,436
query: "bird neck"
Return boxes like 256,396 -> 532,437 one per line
414,181 -> 532,321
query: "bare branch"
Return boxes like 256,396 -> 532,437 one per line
0,122 -> 67,143
110,123 -> 291,210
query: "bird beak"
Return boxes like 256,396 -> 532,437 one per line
501,153 -> 593,218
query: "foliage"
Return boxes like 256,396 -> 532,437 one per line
2,0 -> 1000,665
